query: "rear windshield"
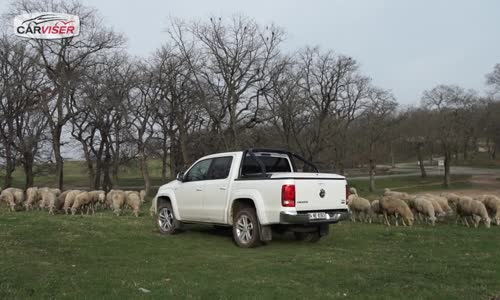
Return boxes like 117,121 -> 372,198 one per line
241,155 -> 292,175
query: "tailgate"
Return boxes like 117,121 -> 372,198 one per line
294,179 -> 347,211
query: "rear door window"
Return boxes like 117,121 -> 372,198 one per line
241,155 -> 292,176
207,157 -> 233,180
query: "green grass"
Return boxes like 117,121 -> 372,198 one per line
1,160 -> 168,189
1,208 -> 500,299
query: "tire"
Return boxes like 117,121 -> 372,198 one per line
156,202 -> 182,235
294,231 -> 321,243
233,207 -> 261,248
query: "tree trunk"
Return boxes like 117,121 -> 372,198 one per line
444,153 -> 451,188
178,126 -> 190,166
417,143 -> 427,179
3,147 -> 15,189
138,144 -> 151,196
369,159 -> 376,192
23,152 -> 34,189
161,134 -> 169,182
52,127 -> 64,190
102,142 -> 112,192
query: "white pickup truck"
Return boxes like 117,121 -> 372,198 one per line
152,148 -> 349,248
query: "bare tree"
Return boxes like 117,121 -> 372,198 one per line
169,16 -> 284,149
422,85 -> 477,187
8,0 -> 124,189
356,88 -> 398,191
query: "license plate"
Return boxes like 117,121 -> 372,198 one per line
308,212 -> 327,220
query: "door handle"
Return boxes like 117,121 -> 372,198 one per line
219,186 -> 227,190
196,187 -> 203,191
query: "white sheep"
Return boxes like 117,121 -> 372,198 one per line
370,200 -> 383,222
347,194 -> 372,223
349,187 -> 358,196
379,195 -> 414,226
37,187 -> 60,210
24,187 -> 40,211
383,188 -> 412,201
456,196 -> 491,228
125,190 -> 144,217
0,188 -> 25,211
107,190 -> 126,216
423,193 -> 452,215
408,196 -> 436,226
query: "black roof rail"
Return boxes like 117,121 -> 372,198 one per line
243,148 -> 319,175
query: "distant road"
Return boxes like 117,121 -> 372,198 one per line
349,164 -> 500,180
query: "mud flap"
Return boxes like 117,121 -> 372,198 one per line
319,224 -> 330,237
259,225 -> 273,242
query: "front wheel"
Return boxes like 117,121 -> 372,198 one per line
233,207 -> 261,248
157,202 -> 182,235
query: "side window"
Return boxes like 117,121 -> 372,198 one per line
207,157 -> 233,180
184,159 -> 212,182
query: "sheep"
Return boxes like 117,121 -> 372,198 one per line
0,188 -> 25,211
107,189 -> 126,216
371,200 -> 383,222
425,197 -> 446,217
347,194 -> 372,223
379,195 -> 414,226
71,192 -> 93,215
423,194 -> 453,215
87,190 -> 106,213
475,195 -> 500,225
42,191 -> 58,215
456,196 -> 491,228
383,188 -> 412,201
440,192 -> 461,207
408,196 -> 436,226
63,190 -> 82,214
124,190 -> 144,217
349,187 -> 358,196
24,187 -> 40,211
37,188 -> 61,210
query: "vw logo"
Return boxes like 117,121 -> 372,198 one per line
319,188 -> 325,198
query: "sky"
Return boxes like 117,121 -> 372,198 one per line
2,0 -> 500,106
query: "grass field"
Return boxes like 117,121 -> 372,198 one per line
1,162 -> 499,299
1,207 -> 500,299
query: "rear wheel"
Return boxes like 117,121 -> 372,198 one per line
157,202 -> 182,235
233,207 -> 261,248
294,231 -> 321,242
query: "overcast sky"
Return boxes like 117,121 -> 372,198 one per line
2,0 -> 500,106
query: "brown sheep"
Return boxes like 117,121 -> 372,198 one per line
71,192 -> 93,215
63,190 -> 83,214
475,195 -> 500,226
456,196 -> 491,228
379,195 -> 414,226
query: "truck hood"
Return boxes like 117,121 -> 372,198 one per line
269,172 -> 345,180
158,180 -> 180,192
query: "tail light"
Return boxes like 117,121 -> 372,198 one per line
281,184 -> 295,207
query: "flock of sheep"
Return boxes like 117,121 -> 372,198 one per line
0,187 -> 146,217
347,188 -> 500,228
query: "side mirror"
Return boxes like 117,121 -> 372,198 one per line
176,172 -> 184,182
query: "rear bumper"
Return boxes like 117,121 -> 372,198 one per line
280,209 -> 350,224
